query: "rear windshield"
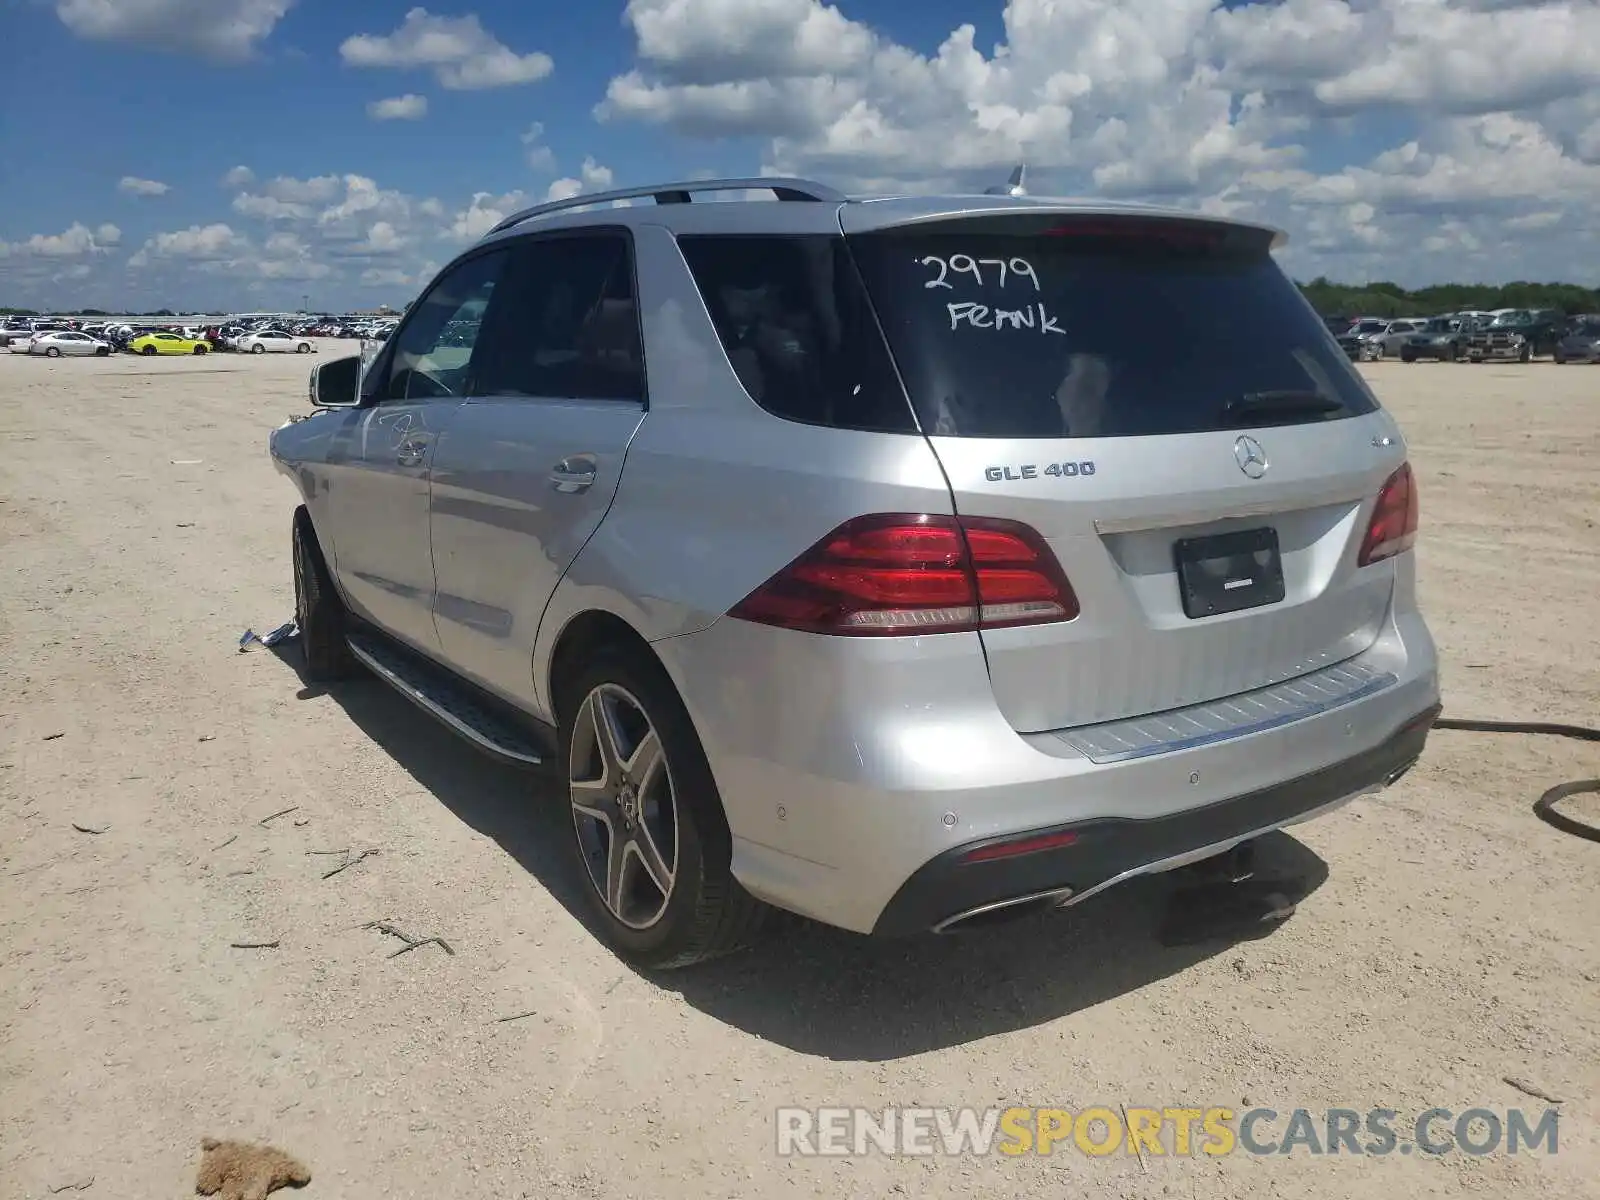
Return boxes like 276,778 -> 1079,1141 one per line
847,221 -> 1379,438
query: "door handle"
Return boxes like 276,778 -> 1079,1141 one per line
396,439 -> 428,467
549,459 -> 597,493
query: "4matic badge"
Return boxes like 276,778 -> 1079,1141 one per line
984,461 -> 1097,482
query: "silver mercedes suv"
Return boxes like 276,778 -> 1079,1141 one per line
270,175 -> 1441,968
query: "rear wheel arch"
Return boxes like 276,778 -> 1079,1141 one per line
547,609 -> 660,725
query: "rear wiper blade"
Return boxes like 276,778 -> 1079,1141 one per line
1223,390 -> 1348,422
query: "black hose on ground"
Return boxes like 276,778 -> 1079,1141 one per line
1433,717 -> 1600,843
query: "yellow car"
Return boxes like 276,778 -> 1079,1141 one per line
129,331 -> 212,356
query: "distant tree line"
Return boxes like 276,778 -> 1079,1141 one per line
1297,278 -> 1600,319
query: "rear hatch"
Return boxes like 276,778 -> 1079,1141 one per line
844,206 -> 1404,733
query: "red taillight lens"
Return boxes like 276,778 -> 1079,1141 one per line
1358,462 -> 1419,566
729,513 -> 1080,636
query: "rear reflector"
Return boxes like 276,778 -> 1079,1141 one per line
959,829 -> 1080,864
1357,462 -> 1419,566
729,513 -> 1079,636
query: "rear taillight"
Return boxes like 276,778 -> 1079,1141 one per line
1357,462 -> 1419,566
729,513 -> 1079,636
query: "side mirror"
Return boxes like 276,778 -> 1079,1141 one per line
309,354 -> 362,408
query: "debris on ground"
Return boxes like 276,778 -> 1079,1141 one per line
320,847 -> 378,880
1503,1076 -> 1564,1104
364,919 -> 454,958
238,621 -> 298,653
70,823 -> 108,835
194,1137 -> 310,1200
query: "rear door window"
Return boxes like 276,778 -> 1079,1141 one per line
471,233 -> 645,402
847,219 -> 1379,438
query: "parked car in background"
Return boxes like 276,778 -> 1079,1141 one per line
1373,319 -> 1428,359
129,331 -> 212,356
238,329 -> 315,354
1336,318 -> 1388,361
270,174 -> 1440,968
27,330 -> 112,357
1464,318 -> 1531,363
0,321 -> 36,348
1481,309 -> 1566,358
1553,317 -> 1600,363
1399,317 -> 1468,362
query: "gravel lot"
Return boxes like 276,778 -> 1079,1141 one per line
2,346 -> 1596,1199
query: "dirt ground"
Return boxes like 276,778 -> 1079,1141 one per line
1,347 -> 1596,1200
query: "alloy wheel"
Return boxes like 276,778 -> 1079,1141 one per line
569,684 -> 679,930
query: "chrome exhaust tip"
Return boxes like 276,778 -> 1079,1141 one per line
932,885 -> 1077,934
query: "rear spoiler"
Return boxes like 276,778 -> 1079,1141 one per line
840,194 -> 1288,250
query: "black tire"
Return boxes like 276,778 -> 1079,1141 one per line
296,342 -> 311,354
193,344 -> 208,355
45,347 -> 60,358
1518,344 -> 1531,363
1400,348 -> 1415,363
251,343 -> 266,354
292,507 -> 359,683
96,347 -> 109,357
141,345 -> 157,356
1444,343 -> 1457,362
557,645 -> 768,969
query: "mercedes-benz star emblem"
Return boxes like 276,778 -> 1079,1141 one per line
1234,435 -> 1268,479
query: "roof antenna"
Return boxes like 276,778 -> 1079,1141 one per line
985,163 -> 1027,197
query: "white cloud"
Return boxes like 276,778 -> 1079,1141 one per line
544,157 -> 617,202
367,93 -> 429,121
625,0 -> 875,83
340,7 -> 553,90
133,223 -> 249,262
118,176 -> 170,197
55,0 -> 294,59
522,121 -> 555,170
447,190 -> 529,240
356,221 -> 408,254
221,165 -> 255,188
233,193 -> 314,221
316,175 -> 416,233
230,174 -> 345,221
263,231 -> 307,257
360,267 -> 413,288
262,175 -> 344,204
0,222 -> 120,259
590,0 -> 1600,282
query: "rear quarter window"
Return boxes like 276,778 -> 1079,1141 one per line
847,221 -> 1380,438
676,234 -> 917,433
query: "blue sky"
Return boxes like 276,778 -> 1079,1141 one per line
1,0 -> 1596,311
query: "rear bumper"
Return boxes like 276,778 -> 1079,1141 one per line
871,701 -> 1438,935
654,575 -> 1439,937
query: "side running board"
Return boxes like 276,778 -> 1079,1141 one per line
345,632 -> 551,769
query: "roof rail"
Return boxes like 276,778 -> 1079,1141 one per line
487,176 -> 848,236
